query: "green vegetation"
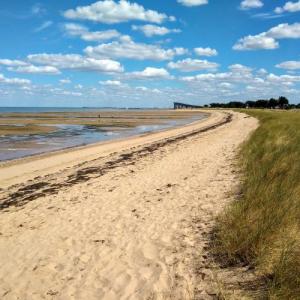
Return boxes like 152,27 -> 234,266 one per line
215,110 -> 300,299
209,96 -> 296,109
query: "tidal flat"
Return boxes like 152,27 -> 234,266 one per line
0,109 -> 207,161
0,110 -> 205,135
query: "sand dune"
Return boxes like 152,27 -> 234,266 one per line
0,111 -> 257,299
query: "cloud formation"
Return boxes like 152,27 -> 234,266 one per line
85,36 -> 187,61
194,47 -> 218,56
60,79 -> 71,84
126,67 -> 172,79
8,65 -> 60,75
63,0 -> 174,24
177,0 -> 208,7
132,24 -> 181,37
240,0 -> 263,10
275,1 -> 300,14
0,73 -> 31,85
167,58 -> 219,72
233,23 -> 300,50
35,21 -> 53,33
0,59 -> 28,67
100,80 -> 124,86
63,23 -> 121,42
276,60 -> 300,70
28,53 -> 124,73
2,1 -> 300,106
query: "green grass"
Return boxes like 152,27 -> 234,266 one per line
215,110 -> 300,299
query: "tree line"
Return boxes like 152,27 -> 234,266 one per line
207,96 -> 300,109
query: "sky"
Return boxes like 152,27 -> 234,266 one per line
0,0 -> 300,107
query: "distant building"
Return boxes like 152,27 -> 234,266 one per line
174,102 -> 203,109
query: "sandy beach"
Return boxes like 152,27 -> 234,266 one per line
0,111 -> 257,299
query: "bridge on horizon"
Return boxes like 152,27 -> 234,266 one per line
173,102 -> 203,110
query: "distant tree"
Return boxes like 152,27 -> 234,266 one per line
227,101 -> 245,108
278,96 -> 289,109
255,100 -> 269,108
210,103 -> 223,108
207,97 -> 291,109
269,98 -> 278,109
245,101 -> 256,108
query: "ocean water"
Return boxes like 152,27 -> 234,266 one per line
0,108 -> 206,161
0,107 -> 158,113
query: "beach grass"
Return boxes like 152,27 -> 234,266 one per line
214,110 -> 300,299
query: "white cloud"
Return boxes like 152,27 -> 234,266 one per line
132,24 -> 181,37
180,64 -> 254,83
233,23 -> 300,50
233,34 -> 278,50
268,23 -> 300,39
63,23 -> 120,42
135,86 -> 148,91
0,73 -> 31,85
276,60 -> 300,70
267,73 -> 300,83
240,0 -> 264,10
49,89 -> 83,97
100,80 -> 123,86
3,64 -> 300,106
167,58 -> 219,72
28,53 -> 124,73
9,65 -> 60,75
275,1 -> 300,14
60,79 -> 72,84
257,68 -> 268,75
251,12 -> 284,20
229,64 -> 253,73
194,47 -> 218,56
181,73 -> 226,82
0,59 -> 28,67
35,21 -> 53,33
63,0 -> 174,24
177,0 -> 208,7
127,67 -> 172,79
175,63 -> 300,104
84,35 -> 187,61
220,82 -> 233,88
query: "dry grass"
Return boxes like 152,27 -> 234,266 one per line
214,110 -> 300,299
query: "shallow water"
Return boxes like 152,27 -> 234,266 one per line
0,115 -> 205,161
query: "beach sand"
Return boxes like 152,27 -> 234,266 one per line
0,111 -> 257,299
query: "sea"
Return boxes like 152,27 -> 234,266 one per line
0,107 -> 205,161
0,107 -> 145,113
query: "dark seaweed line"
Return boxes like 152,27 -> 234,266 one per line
0,113 -> 232,211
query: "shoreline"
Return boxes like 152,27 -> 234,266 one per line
0,111 -> 231,210
0,110 -> 215,188
0,110 -> 208,164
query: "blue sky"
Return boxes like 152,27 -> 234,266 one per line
0,0 -> 300,107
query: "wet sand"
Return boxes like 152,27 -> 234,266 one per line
0,110 -> 205,134
0,111 -> 258,299
0,110 -> 206,161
